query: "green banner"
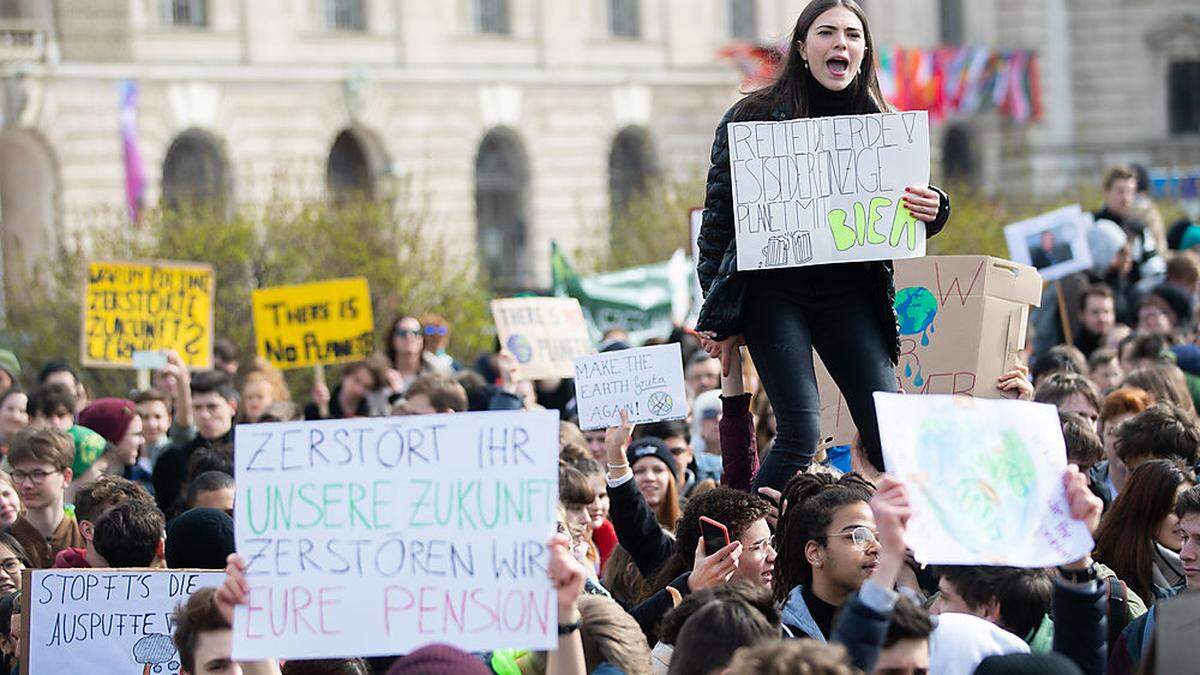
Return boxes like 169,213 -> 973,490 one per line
550,243 -> 691,345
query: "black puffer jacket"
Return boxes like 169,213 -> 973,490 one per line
695,103 -> 951,363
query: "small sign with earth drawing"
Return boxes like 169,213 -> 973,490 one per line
573,343 -> 688,431
491,297 -> 595,380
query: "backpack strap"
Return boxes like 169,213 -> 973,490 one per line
1106,577 -> 1131,655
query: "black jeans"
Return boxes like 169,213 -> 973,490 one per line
744,276 -> 897,492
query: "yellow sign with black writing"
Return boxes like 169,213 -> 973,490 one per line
252,277 -> 374,370
82,260 -> 215,369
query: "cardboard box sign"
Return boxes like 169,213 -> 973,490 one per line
815,255 -> 1042,449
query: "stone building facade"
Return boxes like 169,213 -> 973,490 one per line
0,0 -> 1197,295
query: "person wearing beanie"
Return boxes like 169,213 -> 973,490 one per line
386,644 -> 490,675
0,350 -> 19,395
72,398 -> 144,492
624,436 -> 682,532
165,507 -> 235,569
1149,283 -> 1194,332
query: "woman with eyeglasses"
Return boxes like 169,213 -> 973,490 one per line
0,533 -> 28,596
774,471 -> 878,640
382,314 -> 452,399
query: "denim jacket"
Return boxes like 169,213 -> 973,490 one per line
780,584 -> 826,642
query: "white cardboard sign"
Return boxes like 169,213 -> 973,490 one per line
23,569 -> 223,675
231,410 -> 560,660
573,343 -> 687,431
874,393 -> 1093,567
728,111 -> 931,270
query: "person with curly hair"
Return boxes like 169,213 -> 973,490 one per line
605,412 -> 775,644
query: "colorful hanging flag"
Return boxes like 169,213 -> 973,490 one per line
120,80 -> 146,223
715,42 -> 1042,126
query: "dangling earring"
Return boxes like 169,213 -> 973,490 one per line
803,59 -> 809,70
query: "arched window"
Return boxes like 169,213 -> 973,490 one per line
729,0 -> 757,41
609,126 -> 659,226
938,0 -> 963,45
0,131 -> 58,295
161,129 -> 231,213
326,129 -> 377,204
1169,61 -> 1200,135
475,0 -> 510,35
608,0 -> 639,38
326,0 -> 366,31
942,124 -> 974,185
475,128 -> 530,290
160,0 -> 207,27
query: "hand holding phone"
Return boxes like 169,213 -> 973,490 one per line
699,516 -> 730,556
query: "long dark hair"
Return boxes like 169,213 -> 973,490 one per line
773,471 -> 875,602
1094,459 -> 1196,601
737,0 -> 890,121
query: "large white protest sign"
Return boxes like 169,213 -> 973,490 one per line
874,393 -> 1093,567
231,410 -> 559,660
729,111 -> 931,270
574,343 -> 687,431
22,568 -> 223,675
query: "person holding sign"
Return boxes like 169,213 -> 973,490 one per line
696,0 -> 951,488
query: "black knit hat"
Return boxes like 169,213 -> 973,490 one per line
165,508 -> 235,569
626,436 -> 677,476
1150,283 -> 1195,327
974,653 -> 1083,675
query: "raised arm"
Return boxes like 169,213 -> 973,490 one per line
605,411 -> 675,577
719,347 -> 758,492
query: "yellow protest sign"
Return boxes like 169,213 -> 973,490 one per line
251,277 -> 374,370
82,260 -> 214,369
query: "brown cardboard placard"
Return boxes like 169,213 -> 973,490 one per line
491,297 -> 595,380
816,255 -> 1042,448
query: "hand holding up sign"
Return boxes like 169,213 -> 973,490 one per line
1060,466 -> 1103,575
216,553 -> 250,626
901,186 -> 942,223
867,475 -> 912,591
548,533 -> 586,618
605,409 -> 634,480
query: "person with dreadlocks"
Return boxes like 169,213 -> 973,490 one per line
774,471 -> 877,640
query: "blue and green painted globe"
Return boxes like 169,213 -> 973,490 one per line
894,286 -> 938,338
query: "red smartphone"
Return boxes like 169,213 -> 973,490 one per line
699,516 -> 731,555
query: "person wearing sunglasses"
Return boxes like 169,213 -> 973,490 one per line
419,314 -> 459,373
383,314 -> 452,399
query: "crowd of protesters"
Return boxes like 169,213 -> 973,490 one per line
1,1 -> 1199,674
